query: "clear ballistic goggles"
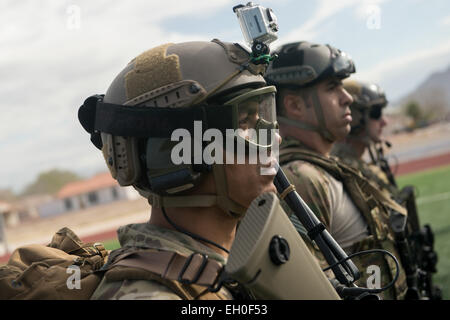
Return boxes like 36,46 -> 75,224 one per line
223,86 -> 278,148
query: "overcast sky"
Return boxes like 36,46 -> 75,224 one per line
1,0 -> 450,193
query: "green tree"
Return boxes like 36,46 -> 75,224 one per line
404,100 -> 423,128
21,169 -> 81,196
422,88 -> 447,122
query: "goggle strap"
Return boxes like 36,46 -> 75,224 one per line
80,97 -> 235,139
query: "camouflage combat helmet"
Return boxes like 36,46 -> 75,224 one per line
78,39 -> 278,217
265,41 -> 355,141
343,79 -> 388,136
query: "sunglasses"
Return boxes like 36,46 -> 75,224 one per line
369,104 -> 384,120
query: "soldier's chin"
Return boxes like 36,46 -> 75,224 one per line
259,156 -> 278,176
370,135 -> 382,143
266,182 -> 277,194
255,183 -> 277,201
335,127 -> 351,141
260,165 -> 277,176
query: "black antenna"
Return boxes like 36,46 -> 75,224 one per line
273,161 -> 360,285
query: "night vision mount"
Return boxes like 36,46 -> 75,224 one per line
233,2 -> 279,64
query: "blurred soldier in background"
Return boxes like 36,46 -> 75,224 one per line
78,39 -> 281,300
332,80 -> 442,300
332,80 -> 396,197
265,41 -> 408,299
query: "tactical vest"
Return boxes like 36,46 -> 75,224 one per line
334,145 -> 399,198
363,163 -> 398,195
99,246 -> 234,300
279,141 -> 408,300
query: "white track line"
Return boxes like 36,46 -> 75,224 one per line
417,191 -> 450,205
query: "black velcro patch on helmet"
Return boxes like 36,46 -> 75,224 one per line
271,46 -> 304,69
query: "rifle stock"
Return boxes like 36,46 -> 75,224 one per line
226,192 -> 341,300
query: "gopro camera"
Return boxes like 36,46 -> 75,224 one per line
233,2 -> 279,48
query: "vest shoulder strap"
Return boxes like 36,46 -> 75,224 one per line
102,249 -> 228,300
280,146 -> 345,181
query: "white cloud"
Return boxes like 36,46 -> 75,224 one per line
281,0 -> 361,43
278,0 -> 392,44
440,14 -> 450,26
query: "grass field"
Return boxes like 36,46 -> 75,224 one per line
103,238 -> 121,251
397,164 -> 450,300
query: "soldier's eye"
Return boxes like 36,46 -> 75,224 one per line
239,117 -> 249,126
327,83 -> 337,90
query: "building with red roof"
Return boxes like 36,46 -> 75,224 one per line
37,172 -> 139,218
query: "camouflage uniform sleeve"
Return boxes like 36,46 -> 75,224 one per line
282,160 -> 333,277
282,160 -> 332,228
90,277 -> 182,300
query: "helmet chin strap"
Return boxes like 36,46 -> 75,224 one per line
148,163 -> 247,219
211,164 -> 248,218
310,87 -> 337,143
278,87 -> 336,143
149,163 -> 246,257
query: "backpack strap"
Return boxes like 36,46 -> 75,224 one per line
102,249 -> 229,300
106,250 -> 223,287
104,265 -> 229,300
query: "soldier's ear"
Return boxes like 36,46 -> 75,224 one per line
283,93 -> 305,119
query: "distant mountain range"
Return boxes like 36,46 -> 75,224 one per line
392,65 -> 450,115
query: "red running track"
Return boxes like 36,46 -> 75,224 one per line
394,151 -> 450,176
